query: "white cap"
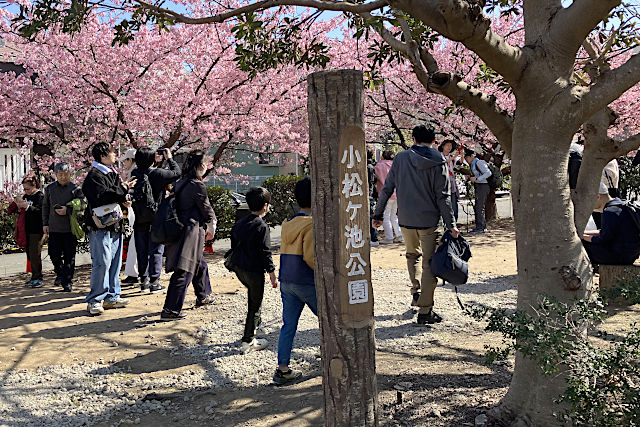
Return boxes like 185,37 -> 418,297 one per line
598,182 -> 609,195
119,149 -> 136,162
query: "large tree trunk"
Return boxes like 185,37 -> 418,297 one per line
307,70 -> 378,426
488,117 -> 595,426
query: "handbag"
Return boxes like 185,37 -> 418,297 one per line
92,203 -> 123,228
429,230 -> 472,285
223,248 -> 236,272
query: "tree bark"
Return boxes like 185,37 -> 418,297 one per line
488,117 -> 595,426
307,70 -> 378,427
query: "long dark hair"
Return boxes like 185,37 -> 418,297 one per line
182,149 -> 206,180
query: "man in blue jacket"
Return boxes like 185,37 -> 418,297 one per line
582,182 -> 640,267
373,125 -> 459,325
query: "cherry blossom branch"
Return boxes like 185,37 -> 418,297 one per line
372,15 -> 514,153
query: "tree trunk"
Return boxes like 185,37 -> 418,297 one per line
307,70 -> 378,427
488,118 -> 595,426
486,188 -> 497,222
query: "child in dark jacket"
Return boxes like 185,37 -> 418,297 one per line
230,187 -> 278,353
273,177 -> 316,386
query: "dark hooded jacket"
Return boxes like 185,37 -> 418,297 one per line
373,145 -> 455,230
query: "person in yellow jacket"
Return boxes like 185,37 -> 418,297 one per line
273,177 -> 316,386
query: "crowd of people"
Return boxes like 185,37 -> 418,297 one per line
6,124 -> 639,386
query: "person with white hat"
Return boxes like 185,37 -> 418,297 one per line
120,149 -> 139,284
582,182 -> 640,267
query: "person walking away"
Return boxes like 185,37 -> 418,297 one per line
373,125 -> 459,325
230,186 -> 279,353
464,149 -> 491,233
161,149 -> 216,320
19,176 -> 44,288
273,177 -> 316,385
367,150 -> 380,247
131,147 -> 181,293
375,150 -> 403,244
82,143 -> 137,316
120,149 -> 139,284
582,182 -> 640,267
439,140 -> 463,221
42,162 -> 84,292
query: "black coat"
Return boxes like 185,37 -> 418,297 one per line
23,191 -> 44,235
591,198 -> 640,264
230,214 -> 275,273
81,167 -> 128,232
164,178 -> 216,274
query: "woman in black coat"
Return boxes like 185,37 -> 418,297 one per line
161,149 -> 216,320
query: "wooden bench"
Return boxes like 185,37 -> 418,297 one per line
599,263 -> 640,295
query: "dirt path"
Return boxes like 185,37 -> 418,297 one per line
4,219 -> 628,427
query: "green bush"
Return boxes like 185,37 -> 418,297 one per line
262,175 -> 303,226
619,155 -> 640,200
206,186 -> 236,240
0,203 -> 17,250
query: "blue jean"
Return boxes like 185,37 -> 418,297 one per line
134,230 -> 164,281
277,281 -> 318,367
85,230 -> 123,303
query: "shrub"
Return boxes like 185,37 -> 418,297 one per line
619,155 -> 640,200
262,175 -> 303,226
206,186 -> 236,240
0,203 -> 17,250
470,277 -> 640,426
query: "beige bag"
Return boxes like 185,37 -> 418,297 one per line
92,203 -> 123,228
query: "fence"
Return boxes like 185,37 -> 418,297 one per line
0,148 -> 30,191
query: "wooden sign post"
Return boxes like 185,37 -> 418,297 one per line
308,70 -> 378,426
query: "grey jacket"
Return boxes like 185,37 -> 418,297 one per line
42,181 -> 83,233
374,145 -> 456,230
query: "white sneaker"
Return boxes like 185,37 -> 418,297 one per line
370,241 -> 380,247
103,298 -> 130,309
87,301 -> 104,316
393,236 -> 404,243
255,326 -> 267,338
240,338 -> 268,354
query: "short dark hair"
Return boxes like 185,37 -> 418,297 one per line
412,125 -> 435,144
294,177 -> 312,209
382,150 -> 394,161
92,142 -> 114,162
464,148 -> 475,158
182,149 -> 206,180
135,147 -> 155,170
246,187 -> 271,212
21,175 -> 40,189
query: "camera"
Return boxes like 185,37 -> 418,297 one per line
156,148 -> 166,156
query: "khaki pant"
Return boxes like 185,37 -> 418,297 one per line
401,227 -> 439,314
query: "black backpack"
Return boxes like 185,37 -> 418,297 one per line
609,200 -> 640,236
151,185 -> 184,244
486,162 -> 503,190
429,230 -> 472,285
568,150 -> 582,189
132,172 -> 157,224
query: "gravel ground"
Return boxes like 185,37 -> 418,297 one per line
0,262 -> 517,427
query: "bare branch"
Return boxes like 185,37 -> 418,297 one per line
575,52 -> 640,124
134,0 -> 389,25
614,132 -> 640,158
549,0 -> 621,62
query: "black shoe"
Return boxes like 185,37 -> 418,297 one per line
417,310 -> 443,325
122,276 -> 138,284
54,277 -> 63,287
62,283 -> 73,292
411,292 -> 420,307
140,278 -> 150,292
149,283 -> 165,294
160,310 -> 187,321
273,368 -> 302,386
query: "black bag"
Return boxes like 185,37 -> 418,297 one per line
151,190 -> 183,244
609,200 -> 640,236
486,162 -> 503,190
223,248 -> 236,272
132,172 -> 157,224
429,230 -> 472,285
